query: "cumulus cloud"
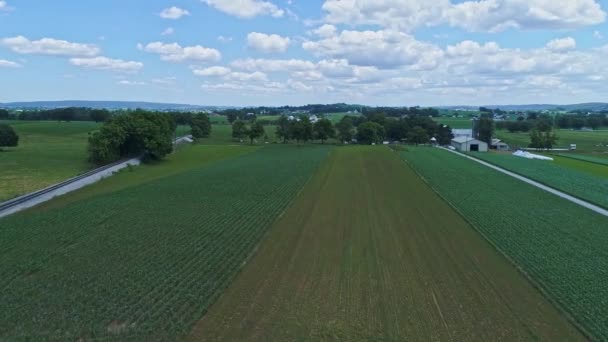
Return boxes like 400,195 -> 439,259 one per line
139,42 -> 221,63
202,0 -> 284,18
117,80 -> 147,86
0,1 -> 7,10
320,0 -> 606,32
303,29 -> 443,69
231,58 -> 315,72
247,32 -> 291,53
0,36 -> 99,56
546,37 -> 576,52
193,66 -> 232,76
217,35 -> 233,43
0,59 -> 21,68
160,6 -> 190,19
69,56 -> 143,72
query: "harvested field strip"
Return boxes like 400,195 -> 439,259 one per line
0,145 -> 332,341
403,147 -> 608,340
190,146 -> 584,341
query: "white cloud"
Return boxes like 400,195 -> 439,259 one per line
546,37 -> 576,52
231,58 -> 315,72
311,24 -> 337,38
160,6 -> 190,19
193,66 -> 232,76
202,0 -> 284,18
0,36 -> 99,56
320,0 -> 606,32
118,80 -> 147,86
224,71 -> 268,82
217,35 -> 233,43
247,32 -> 291,53
139,42 -> 221,63
69,56 -> 143,72
594,30 -> 604,39
0,1 -> 6,10
303,29 -> 443,69
161,27 -> 175,36
0,59 -> 21,68
151,77 -> 177,86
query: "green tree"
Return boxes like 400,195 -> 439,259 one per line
336,116 -> 355,143
275,115 -> 291,143
0,109 -> 10,120
190,113 -> 212,139
232,119 -> 247,141
90,109 -> 111,123
0,124 -> 19,151
356,122 -> 384,145
529,129 -> 559,149
406,126 -> 429,145
247,121 -> 265,144
313,118 -> 335,144
475,115 -> 494,144
290,116 -> 313,144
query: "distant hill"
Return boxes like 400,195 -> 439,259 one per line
0,100 -> 232,111
441,103 -> 608,112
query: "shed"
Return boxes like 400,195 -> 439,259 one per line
491,139 -> 510,151
451,137 -> 488,152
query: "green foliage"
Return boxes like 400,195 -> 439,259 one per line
406,126 -> 429,145
88,110 -> 174,164
313,118 -> 335,143
335,116 -> 355,143
247,121 -> 265,144
275,115 -> 290,143
290,116 -> 313,144
403,147 -> 608,340
475,115 -> 494,144
0,145 -> 332,340
473,153 -> 608,209
529,129 -> 558,149
231,119 -> 247,141
356,121 -> 385,144
0,124 -> 19,149
190,113 -> 212,139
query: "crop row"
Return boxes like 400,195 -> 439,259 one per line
471,152 -> 608,209
401,147 -> 608,340
555,153 -> 608,166
0,145 -> 333,340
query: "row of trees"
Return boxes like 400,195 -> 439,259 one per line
2,107 -> 113,122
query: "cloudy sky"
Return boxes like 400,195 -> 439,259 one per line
1,0 -> 607,106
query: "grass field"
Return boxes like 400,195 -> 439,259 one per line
435,117 -> 474,129
0,145 -> 332,340
472,152 -> 608,208
402,147 -> 608,340
190,147 -> 584,341
496,129 -> 608,153
0,121 -> 101,201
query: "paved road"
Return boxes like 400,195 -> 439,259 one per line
441,147 -> 608,218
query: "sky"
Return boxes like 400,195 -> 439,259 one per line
0,0 -> 607,106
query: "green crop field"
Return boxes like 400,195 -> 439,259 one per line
435,117 -> 474,129
402,147 -> 608,340
471,152 -> 608,208
0,145 -> 332,340
190,147 -> 583,341
555,153 -> 608,165
0,121 -> 101,201
496,129 -> 608,153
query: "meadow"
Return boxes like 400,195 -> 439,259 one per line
0,121 -> 100,201
434,116 -> 474,129
0,145 -> 332,340
472,152 -> 608,208
191,147 -> 584,341
496,129 -> 608,153
402,147 -> 608,340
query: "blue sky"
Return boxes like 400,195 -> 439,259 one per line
1,0 -> 607,106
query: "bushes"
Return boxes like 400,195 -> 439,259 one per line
0,124 -> 19,150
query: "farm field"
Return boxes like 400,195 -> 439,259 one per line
551,155 -> 608,179
190,146 -> 584,341
435,116 -> 474,129
402,147 -> 608,340
0,145 -> 332,340
0,120 -> 100,201
471,152 -> 608,208
496,129 -> 608,153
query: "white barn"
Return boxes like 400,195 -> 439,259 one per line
451,137 -> 488,152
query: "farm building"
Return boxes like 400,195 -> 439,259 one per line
452,129 -> 473,138
451,137 -> 488,152
491,139 -> 510,151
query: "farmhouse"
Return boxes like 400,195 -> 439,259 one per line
491,139 -> 510,151
451,137 -> 488,152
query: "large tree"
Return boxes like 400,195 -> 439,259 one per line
313,118 -> 335,144
275,115 -> 291,143
247,121 -> 265,144
475,115 -> 494,144
290,116 -> 313,144
529,129 -> 559,150
0,124 -> 19,151
231,119 -> 247,141
190,113 -> 212,139
336,116 -> 355,143
406,126 -> 429,145
356,122 -> 385,145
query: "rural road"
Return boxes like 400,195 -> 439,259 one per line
441,147 -> 608,218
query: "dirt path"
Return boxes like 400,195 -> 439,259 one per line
188,146 -> 585,341
441,147 -> 608,217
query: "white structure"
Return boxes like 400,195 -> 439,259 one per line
452,129 -> 473,138
451,137 -> 488,152
491,139 -> 510,151
309,115 -> 319,123
513,150 -> 553,161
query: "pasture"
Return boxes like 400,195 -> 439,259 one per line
496,129 -> 608,153
191,147 -> 583,341
0,121 -> 100,201
403,147 -> 608,340
434,117 -> 474,129
0,145 -> 331,340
